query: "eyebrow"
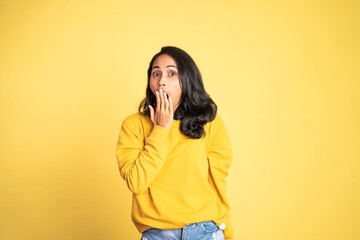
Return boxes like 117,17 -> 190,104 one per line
152,65 -> 177,69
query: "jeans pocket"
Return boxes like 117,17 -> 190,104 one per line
144,228 -> 160,233
199,221 -> 219,233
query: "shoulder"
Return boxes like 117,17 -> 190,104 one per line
207,113 -> 225,129
120,113 -> 152,139
206,113 -> 232,147
204,113 -> 226,138
122,112 -> 151,126
120,113 -> 146,133
213,113 -> 224,124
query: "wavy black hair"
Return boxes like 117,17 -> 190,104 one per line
138,46 -> 217,139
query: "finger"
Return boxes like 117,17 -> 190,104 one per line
156,91 -> 160,111
159,89 -> 165,111
164,91 -> 169,112
169,97 -> 173,115
148,105 -> 155,123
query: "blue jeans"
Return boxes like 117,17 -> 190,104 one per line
141,221 -> 225,240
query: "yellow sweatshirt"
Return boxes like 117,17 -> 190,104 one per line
115,112 -> 233,239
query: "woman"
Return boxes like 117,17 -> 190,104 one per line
116,46 -> 233,240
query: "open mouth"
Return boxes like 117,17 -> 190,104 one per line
163,91 -> 169,99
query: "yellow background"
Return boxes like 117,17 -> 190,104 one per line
0,0 -> 359,239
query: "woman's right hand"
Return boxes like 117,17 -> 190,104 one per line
148,89 -> 174,130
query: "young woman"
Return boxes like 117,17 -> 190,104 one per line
116,46 -> 233,240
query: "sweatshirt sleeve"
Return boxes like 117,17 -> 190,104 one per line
115,114 -> 170,194
207,114 -> 233,240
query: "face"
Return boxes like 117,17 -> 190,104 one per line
149,54 -> 182,111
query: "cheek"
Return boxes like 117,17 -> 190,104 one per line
149,82 -> 157,94
175,82 -> 182,97
176,90 -> 182,101
171,86 -> 182,102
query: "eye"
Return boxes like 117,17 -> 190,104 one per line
152,72 -> 160,77
169,71 -> 177,76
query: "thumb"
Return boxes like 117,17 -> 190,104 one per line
148,105 -> 155,123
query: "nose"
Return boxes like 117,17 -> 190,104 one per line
158,75 -> 166,87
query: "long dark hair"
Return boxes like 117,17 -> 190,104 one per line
138,46 -> 217,139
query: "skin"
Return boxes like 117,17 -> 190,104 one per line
148,54 -> 182,130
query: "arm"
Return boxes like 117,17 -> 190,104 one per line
116,115 -> 169,194
116,89 -> 173,194
207,114 -> 233,239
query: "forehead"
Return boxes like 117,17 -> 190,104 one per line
153,54 -> 177,67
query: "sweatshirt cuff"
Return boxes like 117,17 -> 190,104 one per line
150,124 -> 170,139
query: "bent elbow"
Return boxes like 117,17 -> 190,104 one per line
124,174 -> 149,194
130,186 -> 149,194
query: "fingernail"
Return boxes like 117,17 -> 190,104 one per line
156,91 -> 159,94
